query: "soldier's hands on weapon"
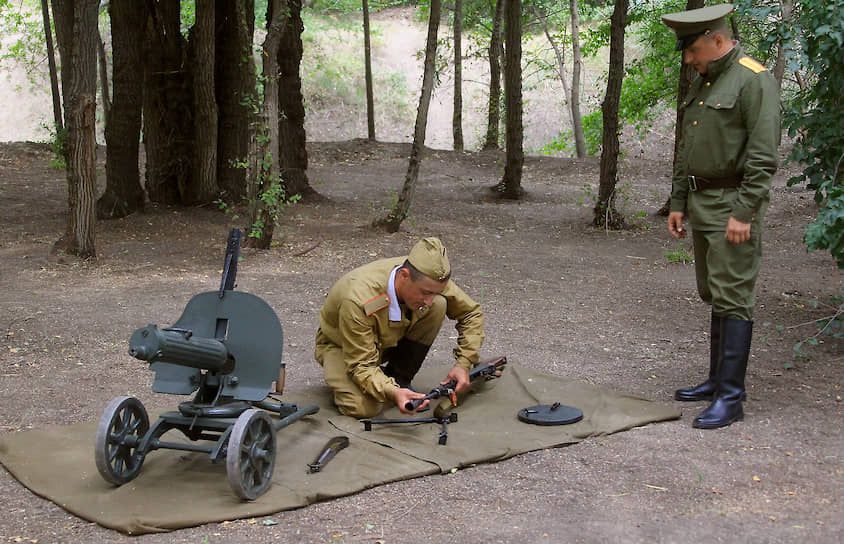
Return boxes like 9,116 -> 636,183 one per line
668,211 -> 687,239
445,365 -> 471,395
394,388 -> 429,414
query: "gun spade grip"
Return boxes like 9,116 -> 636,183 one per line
404,398 -> 425,411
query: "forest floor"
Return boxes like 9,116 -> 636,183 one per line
0,139 -> 841,543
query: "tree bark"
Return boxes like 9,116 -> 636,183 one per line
143,0 -> 193,205
189,0 -> 219,204
362,0 -> 376,140
97,0 -> 145,219
569,0 -> 586,158
374,0 -> 442,232
41,0 -> 63,132
278,0 -> 318,200
773,0 -> 792,88
452,0 -> 463,151
215,0 -> 255,203
97,26 -> 110,125
482,0 -> 504,150
51,0 -> 99,258
593,0 -> 627,230
245,0 -> 283,249
494,0 -> 524,199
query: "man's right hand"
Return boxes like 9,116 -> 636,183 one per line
394,388 -> 429,414
668,211 -> 687,239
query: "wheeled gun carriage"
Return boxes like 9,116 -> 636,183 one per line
94,229 -> 319,500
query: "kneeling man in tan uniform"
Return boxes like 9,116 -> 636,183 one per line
315,237 -> 484,418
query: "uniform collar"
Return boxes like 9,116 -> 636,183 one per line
387,266 -> 402,322
704,41 -> 742,79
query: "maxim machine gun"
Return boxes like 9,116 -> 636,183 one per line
94,229 -> 318,500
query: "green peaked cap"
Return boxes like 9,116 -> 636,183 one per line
662,3 -> 734,51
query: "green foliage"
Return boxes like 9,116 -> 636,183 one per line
762,290 -> 844,366
748,0 -> 844,269
0,0 -> 49,91
664,242 -> 693,264
40,123 -> 67,170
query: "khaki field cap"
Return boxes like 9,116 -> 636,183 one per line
408,237 -> 450,281
662,3 -> 734,51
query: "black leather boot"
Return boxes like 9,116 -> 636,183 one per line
381,338 -> 431,388
693,318 -> 752,429
675,313 -> 722,401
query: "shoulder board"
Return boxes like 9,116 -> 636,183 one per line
738,57 -> 766,74
363,294 -> 390,316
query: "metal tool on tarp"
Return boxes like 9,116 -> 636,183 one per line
361,413 -> 458,445
518,402 -> 583,425
308,436 -> 350,473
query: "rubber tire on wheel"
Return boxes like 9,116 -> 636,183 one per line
226,409 -> 277,500
94,396 -> 150,485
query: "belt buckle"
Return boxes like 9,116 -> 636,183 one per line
688,175 -> 699,192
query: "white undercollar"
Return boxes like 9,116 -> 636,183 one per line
387,266 -> 402,322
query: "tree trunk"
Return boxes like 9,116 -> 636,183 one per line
533,5 -> 578,157
215,0 -> 255,203
97,0 -> 145,219
245,0 -> 283,249
97,26 -> 110,125
593,0 -> 627,230
773,0 -> 792,88
494,0 -> 524,199
452,0 -> 463,151
362,0 -> 376,140
143,0 -> 193,205
374,0 -> 442,232
482,0 -> 504,150
659,0 -> 705,216
569,0 -> 586,158
189,0 -> 219,204
41,0 -> 63,132
278,0 -> 318,200
51,0 -> 99,259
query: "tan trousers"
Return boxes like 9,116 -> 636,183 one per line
319,297 -> 446,418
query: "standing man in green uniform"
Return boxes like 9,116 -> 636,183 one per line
315,237 -> 484,418
662,4 -> 780,429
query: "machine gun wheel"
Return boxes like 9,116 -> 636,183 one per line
226,408 -> 277,500
94,396 -> 150,485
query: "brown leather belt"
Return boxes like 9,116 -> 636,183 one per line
688,173 -> 743,191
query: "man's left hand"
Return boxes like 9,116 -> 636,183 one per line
444,365 -> 470,395
725,217 -> 751,244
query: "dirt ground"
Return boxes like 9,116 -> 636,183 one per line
0,139 -> 841,543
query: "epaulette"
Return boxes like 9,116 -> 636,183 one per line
738,56 -> 766,74
363,294 -> 390,316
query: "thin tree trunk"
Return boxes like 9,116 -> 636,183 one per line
51,0 -> 99,258
773,0 -> 792,88
246,0 -> 283,249
494,0 -> 524,199
452,0 -> 463,151
41,0 -> 63,131
215,0 -> 255,202
374,0 -> 442,232
278,0 -> 318,200
569,0 -> 586,158
593,0 -> 627,229
363,0 -> 375,140
97,28 -> 110,125
189,0 -> 218,204
483,0 -> 504,150
533,5 -> 577,156
97,0 -> 145,219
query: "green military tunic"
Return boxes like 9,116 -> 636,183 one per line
670,44 -> 780,319
315,256 -> 484,413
